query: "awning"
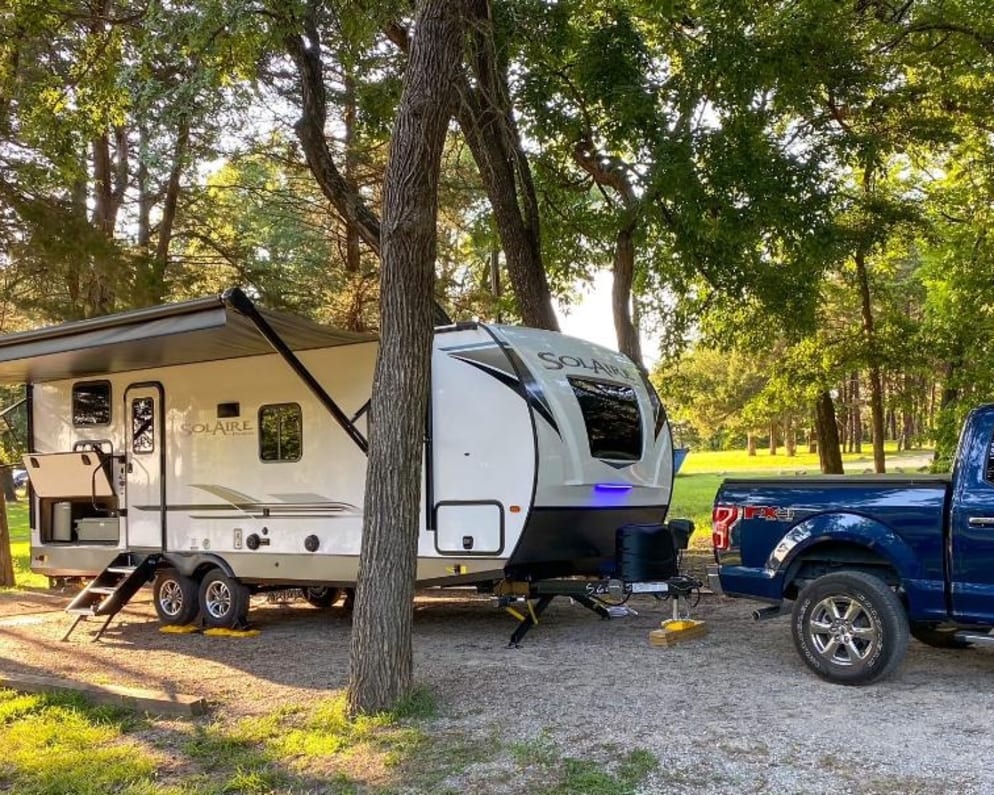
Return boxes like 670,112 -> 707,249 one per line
0,289 -> 376,384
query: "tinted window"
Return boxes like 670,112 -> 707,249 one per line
259,403 -> 302,462
72,382 -> 111,426
568,378 -> 642,461
132,397 -> 154,454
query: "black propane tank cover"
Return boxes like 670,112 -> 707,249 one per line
666,519 -> 695,550
304,534 -> 320,552
615,523 -> 678,582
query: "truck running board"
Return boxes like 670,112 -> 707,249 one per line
62,552 -> 161,642
954,631 -> 994,647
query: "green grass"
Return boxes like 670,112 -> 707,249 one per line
3,498 -> 46,589
0,686 -> 662,795
679,441 -> 932,475
0,690 -> 155,795
672,443 -> 935,550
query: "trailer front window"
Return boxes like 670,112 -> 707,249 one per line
72,381 -> 111,426
568,377 -> 642,462
259,403 -> 302,462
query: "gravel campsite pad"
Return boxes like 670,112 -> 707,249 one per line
0,580 -> 991,794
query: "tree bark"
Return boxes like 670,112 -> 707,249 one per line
386,6 -> 560,330
285,21 -> 382,253
815,390 -> 844,474
785,416 -> 797,457
0,477 -> 12,587
747,433 -> 757,456
1,468 -> 15,503
347,0 -> 465,717
149,118 -> 189,302
849,373 -> 863,453
768,421 -> 778,455
611,226 -> 643,369
455,3 -> 558,330
854,248 -> 886,473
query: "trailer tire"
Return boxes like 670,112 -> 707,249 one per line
910,622 -> 974,649
792,571 -> 908,686
302,586 -> 341,609
199,569 -> 250,629
153,569 -> 199,626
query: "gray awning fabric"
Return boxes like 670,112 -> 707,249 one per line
0,292 -> 376,384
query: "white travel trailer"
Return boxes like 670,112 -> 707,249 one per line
0,289 -> 680,635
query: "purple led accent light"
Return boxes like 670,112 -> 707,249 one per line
594,483 -> 633,492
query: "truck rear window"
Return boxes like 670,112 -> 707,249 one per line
568,377 -> 642,461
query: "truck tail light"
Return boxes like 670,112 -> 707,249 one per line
712,504 -> 740,552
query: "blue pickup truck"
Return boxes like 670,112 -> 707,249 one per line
710,405 -> 994,685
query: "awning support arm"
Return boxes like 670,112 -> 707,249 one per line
223,288 -> 369,455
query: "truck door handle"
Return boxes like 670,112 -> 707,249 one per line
968,517 -> 994,527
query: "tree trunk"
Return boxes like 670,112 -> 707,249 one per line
0,478 -> 12,587
285,24 -> 382,253
451,3 -> 559,330
768,421 -> 778,456
347,0 -> 465,717
851,373 -> 862,454
611,226 -> 643,370
149,118 -> 189,303
1,468 -> 15,503
785,416 -> 797,457
815,390 -> 844,474
344,65 -> 362,277
747,433 -> 756,456
854,249 -> 886,473
807,427 -> 817,454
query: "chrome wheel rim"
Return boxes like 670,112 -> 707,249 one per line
808,595 -> 878,667
205,581 -> 232,619
159,580 -> 184,617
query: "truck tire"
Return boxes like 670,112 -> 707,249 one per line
153,569 -> 199,626
910,622 -> 974,649
792,571 -> 909,685
303,586 -> 341,608
199,569 -> 250,629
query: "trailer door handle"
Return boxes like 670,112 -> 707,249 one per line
968,516 -> 994,527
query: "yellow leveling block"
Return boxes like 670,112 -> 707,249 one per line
649,618 -> 708,647
159,625 -> 261,638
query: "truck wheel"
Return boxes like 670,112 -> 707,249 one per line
199,569 -> 250,629
792,571 -> 909,685
303,586 -> 341,608
910,622 -> 974,649
153,569 -> 199,625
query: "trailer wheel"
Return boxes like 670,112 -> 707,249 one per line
792,571 -> 909,686
910,622 -> 974,649
199,569 -> 250,629
153,569 -> 199,625
302,586 -> 341,609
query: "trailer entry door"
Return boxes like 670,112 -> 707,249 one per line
124,383 -> 165,549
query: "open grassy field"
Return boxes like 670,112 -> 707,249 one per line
671,444 -> 934,549
3,498 -> 44,590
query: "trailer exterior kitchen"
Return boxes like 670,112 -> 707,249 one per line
0,289 -> 682,635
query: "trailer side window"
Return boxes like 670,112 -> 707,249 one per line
131,397 -> 154,454
259,403 -> 302,462
72,381 -> 111,426
568,378 -> 643,461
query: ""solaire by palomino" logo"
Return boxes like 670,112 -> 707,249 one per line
536,351 -> 636,381
179,420 -> 254,437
